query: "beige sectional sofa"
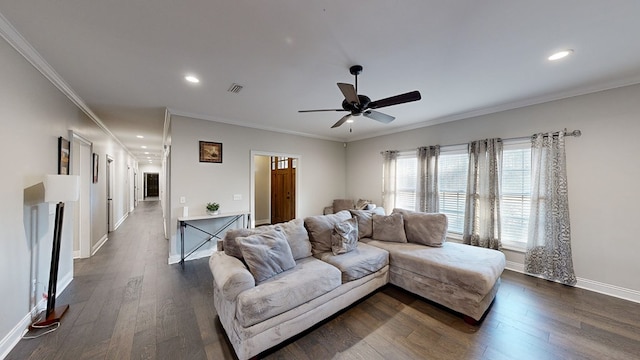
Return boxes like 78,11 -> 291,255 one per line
209,209 -> 505,360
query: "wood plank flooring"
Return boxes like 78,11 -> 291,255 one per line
7,201 -> 640,359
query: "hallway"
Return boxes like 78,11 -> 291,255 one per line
8,201 -> 226,360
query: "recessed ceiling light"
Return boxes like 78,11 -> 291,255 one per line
185,75 -> 200,83
136,135 -> 144,139
548,49 -> 573,61
141,145 -> 147,149
144,152 -> 149,154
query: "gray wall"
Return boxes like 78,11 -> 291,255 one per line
345,83 -> 640,296
0,36 -> 135,355
168,115 -> 347,262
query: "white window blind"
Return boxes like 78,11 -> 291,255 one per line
438,147 -> 468,234
395,152 -> 417,211
501,141 -> 531,244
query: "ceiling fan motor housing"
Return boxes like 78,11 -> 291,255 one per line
342,95 -> 371,114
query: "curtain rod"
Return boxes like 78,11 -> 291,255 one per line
381,128 -> 582,154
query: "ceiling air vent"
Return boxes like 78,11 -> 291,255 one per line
227,83 -> 243,93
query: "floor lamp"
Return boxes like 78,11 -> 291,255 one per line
31,174 -> 79,328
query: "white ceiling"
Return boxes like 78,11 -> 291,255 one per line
2,1 -> 640,162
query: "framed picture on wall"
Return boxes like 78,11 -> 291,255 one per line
92,153 -> 99,183
199,141 -> 223,163
58,137 -> 70,175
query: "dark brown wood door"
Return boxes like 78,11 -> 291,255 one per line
271,157 -> 296,224
145,173 -> 159,197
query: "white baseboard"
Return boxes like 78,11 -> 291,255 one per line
113,212 -> 128,231
505,260 -> 640,303
0,277 -> 72,359
255,219 -> 271,226
91,234 -> 108,256
168,248 -> 216,265
72,250 -> 81,259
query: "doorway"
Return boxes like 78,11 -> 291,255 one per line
270,157 -> 296,224
144,172 -> 159,199
106,155 -> 114,232
251,151 -> 300,227
71,133 -> 92,259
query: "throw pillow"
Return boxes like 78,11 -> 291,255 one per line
331,218 -> 359,255
392,208 -> 448,247
372,213 -> 407,243
304,210 -> 352,255
349,207 -> 386,239
224,228 -> 267,259
236,230 -> 296,283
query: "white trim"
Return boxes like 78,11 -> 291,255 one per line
167,108 -> 340,142
91,234 -> 108,256
73,250 -> 81,259
255,219 -> 271,226
0,11 -> 137,160
168,248 -> 215,265
0,276 -> 72,359
113,212 -> 128,231
504,262 -> 640,304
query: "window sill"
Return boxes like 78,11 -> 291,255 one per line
501,241 -> 526,253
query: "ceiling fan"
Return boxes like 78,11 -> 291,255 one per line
299,65 -> 421,129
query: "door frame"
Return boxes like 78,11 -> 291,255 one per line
70,132 -> 92,259
250,150 -> 300,228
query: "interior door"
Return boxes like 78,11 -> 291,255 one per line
271,157 -> 296,224
145,173 -> 159,197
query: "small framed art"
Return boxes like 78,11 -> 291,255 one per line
199,141 -> 223,163
93,153 -> 99,183
58,137 -> 70,175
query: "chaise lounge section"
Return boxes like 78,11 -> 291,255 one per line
209,209 -> 505,359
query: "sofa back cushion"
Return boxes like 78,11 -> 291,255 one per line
304,210 -> 352,255
236,230 -> 296,283
350,207 -> 386,239
372,213 -> 407,243
223,218 -> 312,261
392,208 -> 448,247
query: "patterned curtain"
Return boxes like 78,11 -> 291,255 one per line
417,146 -> 440,212
463,138 -> 502,249
525,132 -> 576,286
381,150 -> 399,212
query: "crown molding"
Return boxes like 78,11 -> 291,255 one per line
0,11 -> 136,159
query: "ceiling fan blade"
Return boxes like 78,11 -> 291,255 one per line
298,109 -> 347,113
331,114 -> 352,128
337,83 -> 359,105
363,110 -> 395,124
369,90 -> 421,109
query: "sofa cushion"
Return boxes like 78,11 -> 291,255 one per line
362,240 -> 505,298
275,218 -> 312,260
372,213 -> 407,243
237,230 -> 296,283
349,207 -> 386,239
236,257 -> 342,327
333,199 -> 354,212
304,210 -> 352,255
315,242 -> 389,282
331,218 -> 359,255
224,219 -> 312,261
392,208 -> 448,247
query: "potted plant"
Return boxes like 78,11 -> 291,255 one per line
206,202 -> 220,215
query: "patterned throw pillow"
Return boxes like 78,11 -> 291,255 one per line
331,218 -> 359,255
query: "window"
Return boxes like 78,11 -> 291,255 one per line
437,146 -> 468,234
500,140 -> 531,245
395,152 -> 417,211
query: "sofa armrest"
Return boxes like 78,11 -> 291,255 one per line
209,252 -> 255,301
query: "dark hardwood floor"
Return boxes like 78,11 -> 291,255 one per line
8,201 -> 640,359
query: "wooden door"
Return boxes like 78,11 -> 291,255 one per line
271,157 -> 296,224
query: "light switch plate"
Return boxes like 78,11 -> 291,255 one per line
180,196 -> 186,204
233,194 -> 242,201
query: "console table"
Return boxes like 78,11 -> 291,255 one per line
178,211 -> 250,269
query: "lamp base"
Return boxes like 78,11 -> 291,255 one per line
30,304 -> 69,329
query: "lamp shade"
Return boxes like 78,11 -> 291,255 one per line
44,175 -> 80,203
